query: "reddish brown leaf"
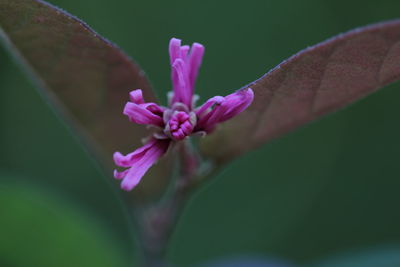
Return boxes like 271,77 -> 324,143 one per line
0,0 -> 170,197
201,20 -> 400,165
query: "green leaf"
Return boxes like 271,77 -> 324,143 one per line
312,246 -> 400,267
196,255 -> 295,267
201,20 -> 400,165
0,0 -> 171,197
0,62 -> 137,258
0,180 -> 128,267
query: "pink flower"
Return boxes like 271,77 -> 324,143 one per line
113,38 -> 254,191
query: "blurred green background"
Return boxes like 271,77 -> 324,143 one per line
1,0 -> 400,266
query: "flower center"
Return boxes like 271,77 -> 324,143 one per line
166,111 -> 195,140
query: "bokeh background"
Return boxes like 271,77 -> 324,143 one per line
1,0 -> 400,266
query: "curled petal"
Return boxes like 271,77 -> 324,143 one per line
196,88 -> 254,132
188,43 -> 205,89
113,139 -> 158,167
172,58 -> 191,107
169,38 -> 182,64
195,96 -> 226,130
123,102 -> 164,127
195,95 -> 225,117
129,89 -> 145,104
218,88 -> 254,122
169,38 -> 205,109
142,102 -> 165,116
180,45 -> 190,59
201,101 -> 230,130
113,169 -> 129,180
113,139 -> 171,191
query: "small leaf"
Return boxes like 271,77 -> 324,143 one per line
197,256 -> 296,267
201,20 -> 400,164
0,181 -> 128,267
0,0 -> 170,197
312,246 -> 400,267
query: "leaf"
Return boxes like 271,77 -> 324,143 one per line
0,66 -> 136,250
311,246 -> 400,267
201,20 -> 400,165
0,180 -> 128,267
196,255 -> 296,267
0,0 -> 170,197
0,0 -> 153,164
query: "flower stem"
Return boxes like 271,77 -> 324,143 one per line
135,140 -> 208,266
136,188 -> 190,266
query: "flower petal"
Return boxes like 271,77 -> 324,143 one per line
113,169 -> 129,180
120,139 -> 170,191
218,88 -> 254,122
113,138 -> 158,167
195,95 -> 225,117
169,38 -> 205,109
171,58 -> 191,107
180,45 -> 190,59
188,42 -> 205,89
123,102 -> 164,127
129,89 -> 145,104
169,38 -> 182,64
195,88 -> 254,132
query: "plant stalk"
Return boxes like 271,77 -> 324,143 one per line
135,140 -> 209,266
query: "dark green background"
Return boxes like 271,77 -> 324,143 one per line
1,0 -> 400,266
